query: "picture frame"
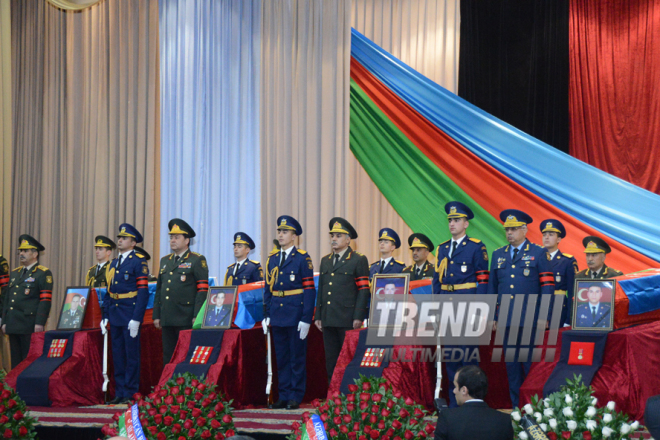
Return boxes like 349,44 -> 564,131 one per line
57,286 -> 92,331
369,273 -> 410,329
201,286 -> 238,329
571,279 -> 616,331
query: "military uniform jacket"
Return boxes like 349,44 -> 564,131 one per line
548,251 -> 578,325
102,250 -> 150,326
59,308 -> 84,329
264,247 -> 316,327
403,261 -> 435,281
2,264 -> 53,334
204,304 -> 232,327
575,303 -> 611,328
85,262 -> 110,287
487,239 -> 555,326
224,260 -> 263,286
0,255 -> 8,317
314,247 -> 370,327
369,258 -> 405,281
153,250 -> 209,327
433,236 -> 489,295
576,265 -> 623,279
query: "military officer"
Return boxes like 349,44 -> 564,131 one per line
262,216 -> 316,410
315,217 -> 370,382
85,236 -> 116,287
153,219 -> 209,367
102,223 -> 150,404
540,219 -> 579,327
432,202 -> 489,407
576,236 -> 624,279
369,228 -> 405,281
2,235 -> 53,368
59,294 -> 84,329
487,210 -> 555,408
403,233 -> 435,280
224,233 -> 263,286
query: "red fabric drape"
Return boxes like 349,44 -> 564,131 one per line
569,0 -> 660,194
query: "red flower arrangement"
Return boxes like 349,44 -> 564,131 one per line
0,371 -> 37,439
288,375 -> 434,440
101,373 -> 235,440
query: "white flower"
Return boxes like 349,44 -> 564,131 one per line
631,421 -> 639,430
592,397 -> 598,406
603,413 -> 613,423
543,408 -> 554,417
620,423 -> 631,434
549,419 -> 557,429
586,420 -> 597,431
602,426 -> 614,437
523,404 -> 534,415
565,394 -> 573,404
534,412 -> 543,423
607,401 -> 616,411
539,423 -> 548,432
512,411 -> 521,421
543,398 -> 550,408
567,420 -> 577,431
586,406 -> 597,417
562,407 -> 574,417
518,432 -> 528,440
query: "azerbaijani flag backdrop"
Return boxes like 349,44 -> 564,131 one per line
349,29 -> 660,273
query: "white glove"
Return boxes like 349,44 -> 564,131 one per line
128,320 -> 140,338
298,321 -> 310,340
100,319 -> 108,335
262,317 -> 270,335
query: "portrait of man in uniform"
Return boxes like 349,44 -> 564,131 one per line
57,288 -> 90,330
202,287 -> 236,329
573,280 -> 615,331
369,274 -> 409,329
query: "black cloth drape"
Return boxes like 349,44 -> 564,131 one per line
458,0 -> 569,153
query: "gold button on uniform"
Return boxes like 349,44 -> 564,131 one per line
165,296 -> 169,300
166,288 -> 170,291
511,274 -> 515,278
512,265 -> 516,268
328,292 -> 331,295
327,301 -> 331,304
169,272 -> 173,275
331,273 -> 334,276
168,280 -> 171,283
329,282 -> 332,285
510,285 -> 514,288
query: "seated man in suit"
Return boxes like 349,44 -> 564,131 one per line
434,366 -> 513,440
204,292 -> 232,327
575,283 -> 611,328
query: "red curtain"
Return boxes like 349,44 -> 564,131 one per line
569,0 -> 660,194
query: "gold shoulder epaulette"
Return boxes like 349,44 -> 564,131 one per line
469,237 -> 482,244
88,265 -> 97,272
227,262 -> 235,268
355,251 -> 364,256
268,250 -> 278,256
324,253 -> 333,260
395,259 -> 404,265
562,253 -> 574,259
249,259 -> 260,265
191,252 -> 201,256
370,261 -> 379,266
439,239 -> 450,246
12,266 -> 22,272
297,249 -> 307,255
135,253 -> 145,259
37,265 -> 49,271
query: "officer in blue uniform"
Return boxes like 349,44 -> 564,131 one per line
487,210 -> 555,408
262,216 -> 316,410
224,232 -> 263,286
540,219 -> 579,327
102,223 -> 150,404
432,202 -> 489,407
369,228 -> 405,281
575,283 -> 612,328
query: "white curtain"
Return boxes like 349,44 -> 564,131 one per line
159,0 -> 262,277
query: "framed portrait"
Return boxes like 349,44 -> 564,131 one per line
57,287 -> 91,330
572,279 -> 616,331
369,273 -> 410,328
201,286 -> 238,329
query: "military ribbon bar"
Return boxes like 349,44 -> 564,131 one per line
47,339 -> 68,358
190,346 -> 213,364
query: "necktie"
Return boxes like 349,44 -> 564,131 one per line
416,267 -> 421,277
591,307 -> 596,320
379,260 -> 385,273
279,252 -> 285,268
118,256 -> 123,267
233,262 -> 240,275
591,272 -> 596,279
450,241 -> 458,258
513,248 -> 519,260
22,268 -> 28,277
175,255 -> 180,262
334,254 -> 340,267
95,265 -> 100,276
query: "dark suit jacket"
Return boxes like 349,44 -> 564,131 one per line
434,401 -> 513,440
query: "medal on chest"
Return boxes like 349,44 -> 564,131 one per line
242,279 -> 246,284
124,273 -> 129,281
24,288 -> 30,295
181,275 -> 186,282
461,265 -> 467,273
290,272 -> 295,282
556,275 -> 561,282
523,269 -> 530,276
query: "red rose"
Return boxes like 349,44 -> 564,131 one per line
343,414 -> 352,424
209,392 -> 217,400
133,392 -> 143,401
179,437 -> 187,440
215,433 -> 225,440
148,408 -> 157,416
386,429 -> 394,436
359,436 -> 367,440
3,428 -> 12,439
582,432 -> 592,440
13,411 -> 23,421
176,395 -> 185,404
192,408 -> 202,418
194,392 -> 204,401
226,429 -> 235,437
1,390 -> 10,399
196,417 -> 207,427
370,414 -> 378,424
370,430 -> 380,439
372,393 -> 383,402
7,400 -> 16,409
0,415 -> 9,424
347,403 -> 355,411
361,413 -> 369,421
189,428 -> 197,436
197,383 -> 207,391
404,397 -> 414,405
393,391 -> 402,399
157,433 -> 166,440
562,432 -> 571,440
180,410 -> 188,419
399,409 -> 409,418
425,424 -> 435,434
312,399 -> 321,408
18,426 -> 28,436
333,397 -> 341,406
340,425 -> 349,434
332,391 -> 340,398
348,433 -> 357,440
164,395 -> 174,405
348,384 -> 358,392
334,407 -> 342,416
176,377 -> 185,385
393,437 -> 402,440
347,394 -> 356,402
362,382 -> 371,391
154,414 -> 163,424
184,419 -> 194,429
404,430 -> 414,440
223,414 -> 233,423
392,420 -> 402,429
207,411 -> 216,419
202,398 -> 211,408
201,430 -> 212,439
184,387 -> 193,396
360,393 -> 370,401
417,432 -> 427,438
410,419 -> 418,426
191,379 -> 199,387
159,389 -> 167,397
147,426 -> 157,435
414,408 -> 424,418
334,416 -> 342,424
170,405 -> 180,414
364,426 -> 372,434
187,401 -> 196,409
378,420 -> 386,430
164,416 -> 173,426
170,386 -> 180,395
211,419 -> 221,429
215,402 -> 225,412
154,397 -> 162,405
172,423 -> 182,434
386,399 -> 394,409
302,412 -> 311,422
381,409 -> 390,417
159,405 -> 168,414
547,433 -> 557,440
329,428 -> 338,437
353,422 -> 361,431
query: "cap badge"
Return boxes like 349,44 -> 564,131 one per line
587,241 -> 598,249
121,227 -> 126,233
21,240 -> 29,247
382,231 -> 388,236
281,219 -> 287,226
333,221 -> 342,229
413,237 -> 422,245
97,239 -> 103,245
546,222 -> 553,229
450,206 -> 457,214
237,235 -> 241,241
507,215 -> 517,222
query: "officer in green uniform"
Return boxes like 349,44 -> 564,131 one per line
85,235 -> 116,287
576,236 -> 624,279
153,219 -> 209,366
403,233 -> 435,281
2,235 -> 53,368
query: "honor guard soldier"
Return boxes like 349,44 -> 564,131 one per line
85,236 -> 116,287
432,202 -> 489,406
540,220 -> 579,327
2,235 -> 52,368
134,246 -> 157,282
153,219 -> 209,367
224,233 -> 263,286
262,216 -> 316,410
102,223 -> 150,404
576,236 -> 623,279
369,228 -> 405,281
315,218 -> 370,382
403,233 -> 435,280
487,210 -> 555,408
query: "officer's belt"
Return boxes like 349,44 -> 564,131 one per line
272,289 -> 303,297
441,283 -> 477,292
108,290 -> 138,300
554,289 -> 567,296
